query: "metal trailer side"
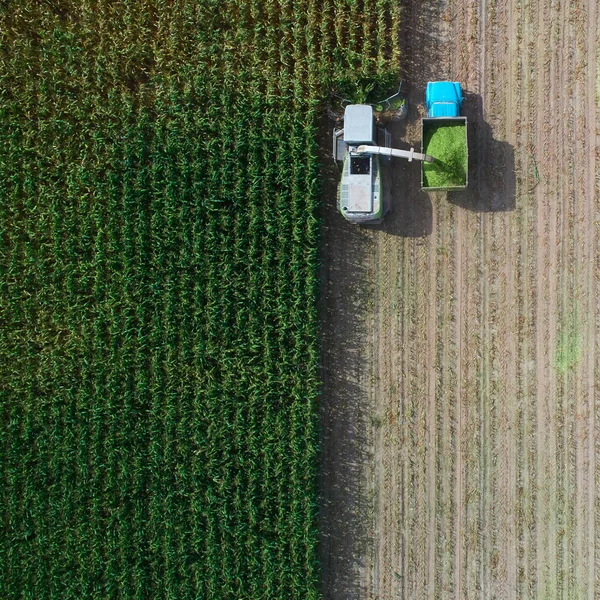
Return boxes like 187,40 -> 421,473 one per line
420,116 -> 468,191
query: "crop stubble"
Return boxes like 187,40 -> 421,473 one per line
320,0 -> 600,597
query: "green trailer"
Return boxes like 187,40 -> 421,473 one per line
421,117 -> 468,191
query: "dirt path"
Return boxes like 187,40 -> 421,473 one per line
319,0 -> 600,598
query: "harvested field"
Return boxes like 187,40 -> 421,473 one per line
320,0 -> 600,597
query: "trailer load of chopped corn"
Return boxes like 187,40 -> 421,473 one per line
422,122 -> 468,188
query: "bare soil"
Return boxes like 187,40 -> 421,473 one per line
319,0 -> 600,598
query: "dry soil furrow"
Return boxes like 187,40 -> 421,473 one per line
532,0 -> 557,593
583,3 -> 599,596
476,2 -> 496,597
396,234 -> 411,600
571,0 -> 599,596
460,212 -> 484,598
552,7 -> 579,598
421,233 -> 435,597
457,6 -> 489,594
372,215 -> 401,600
473,0 -> 516,593
434,0 -> 459,581
397,237 -> 411,600
434,196 -> 457,598
383,233 -> 400,600
432,40 -> 457,598
371,228 -> 387,600
448,15 -> 466,600
498,0 -> 521,586
444,3 -> 474,598
549,0 -> 575,593
483,213 -> 504,595
453,204 -> 465,600
427,207 -> 445,600
496,201 -> 520,594
496,0 -> 519,593
411,236 -> 433,598
558,3 -> 580,595
478,215 -> 492,600
510,0 -> 538,594
425,210 -> 438,600
464,0 -> 515,594
404,234 -> 422,600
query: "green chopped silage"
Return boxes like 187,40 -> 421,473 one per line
423,122 -> 467,188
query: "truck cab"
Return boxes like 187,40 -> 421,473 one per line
425,81 -> 464,118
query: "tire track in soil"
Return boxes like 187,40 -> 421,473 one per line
483,0 -> 515,592
407,234 -> 430,598
450,11 -> 465,597
411,234 -> 430,597
396,200 -> 411,600
477,0 -> 497,583
397,231 -> 411,600
477,0 -> 497,582
453,193 -> 465,600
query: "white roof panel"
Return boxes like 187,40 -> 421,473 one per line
346,174 -> 373,212
343,105 -> 374,145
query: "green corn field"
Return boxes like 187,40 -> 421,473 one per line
0,1 -> 399,598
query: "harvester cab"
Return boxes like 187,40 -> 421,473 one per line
333,104 -> 434,224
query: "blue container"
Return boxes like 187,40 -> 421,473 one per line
425,82 -> 463,118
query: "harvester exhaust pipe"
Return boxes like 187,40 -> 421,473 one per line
356,145 -> 435,164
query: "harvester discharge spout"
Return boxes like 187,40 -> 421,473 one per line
356,145 -> 435,164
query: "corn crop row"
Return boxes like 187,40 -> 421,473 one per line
0,1 -> 400,598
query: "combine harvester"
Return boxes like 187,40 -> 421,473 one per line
333,105 -> 433,224
333,81 -> 468,224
